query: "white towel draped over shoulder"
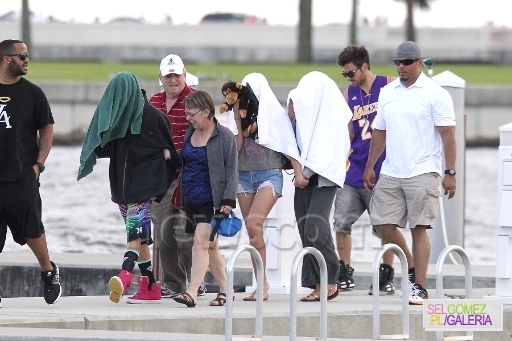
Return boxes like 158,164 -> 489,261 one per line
227,73 -> 301,162
226,109 -> 238,135
288,71 -> 352,187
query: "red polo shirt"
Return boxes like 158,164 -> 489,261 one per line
149,86 -> 195,152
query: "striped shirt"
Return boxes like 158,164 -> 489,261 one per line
149,86 -> 195,152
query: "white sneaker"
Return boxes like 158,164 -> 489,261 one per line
399,269 -> 415,298
409,283 -> 429,305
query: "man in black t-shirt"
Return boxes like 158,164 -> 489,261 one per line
0,39 -> 61,305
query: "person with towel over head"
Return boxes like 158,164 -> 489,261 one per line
78,71 -> 178,304
226,72 -> 307,301
287,71 -> 352,302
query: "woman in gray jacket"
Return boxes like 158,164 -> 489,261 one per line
173,90 -> 238,307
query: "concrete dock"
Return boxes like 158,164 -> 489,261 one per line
0,252 -> 510,340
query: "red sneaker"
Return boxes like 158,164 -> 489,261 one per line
109,270 -> 134,303
127,276 -> 162,304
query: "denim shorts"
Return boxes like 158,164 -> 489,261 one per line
238,169 -> 283,197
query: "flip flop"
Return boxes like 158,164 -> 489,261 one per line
173,292 -> 196,307
328,285 -> 339,301
300,294 -> 320,302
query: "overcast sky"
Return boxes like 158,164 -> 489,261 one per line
1,0 -> 509,28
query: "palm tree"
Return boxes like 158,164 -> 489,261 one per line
21,0 -> 32,49
349,0 -> 358,45
397,0 -> 431,42
297,0 -> 312,63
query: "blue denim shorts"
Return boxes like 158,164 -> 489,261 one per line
238,169 -> 283,197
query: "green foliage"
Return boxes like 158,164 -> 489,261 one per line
25,61 -> 512,85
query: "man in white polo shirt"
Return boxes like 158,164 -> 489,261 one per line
363,41 -> 457,305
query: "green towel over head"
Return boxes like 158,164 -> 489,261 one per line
77,72 -> 144,180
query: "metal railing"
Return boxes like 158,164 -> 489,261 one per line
289,247 -> 328,341
225,245 -> 264,341
435,245 -> 473,341
372,243 -> 410,340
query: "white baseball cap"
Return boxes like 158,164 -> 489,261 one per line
159,54 -> 185,76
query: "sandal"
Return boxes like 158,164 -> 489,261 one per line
173,292 -> 196,307
328,284 -> 339,301
300,293 -> 320,302
300,284 -> 339,302
210,292 -> 227,306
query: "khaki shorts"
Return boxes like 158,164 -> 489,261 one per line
369,173 -> 441,229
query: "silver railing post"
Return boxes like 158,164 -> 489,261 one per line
435,245 -> 473,341
372,243 -> 409,340
289,247 -> 328,341
225,245 -> 264,341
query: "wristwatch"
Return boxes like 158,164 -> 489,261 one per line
444,169 -> 456,176
35,162 -> 45,173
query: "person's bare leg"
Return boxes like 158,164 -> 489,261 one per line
126,239 -> 142,254
207,238 -> 227,301
238,189 -> 276,299
335,231 -> 351,264
382,248 -> 395,265
26,234 -> 53,271
379,224 -> 414,269
410,226 -> 430,288
184,223 -> 211,302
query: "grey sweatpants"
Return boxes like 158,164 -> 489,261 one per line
151,178 -> 193,292
294,175 -> 339,288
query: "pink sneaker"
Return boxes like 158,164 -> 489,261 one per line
109,270 -> 134,303
127,276 -> 162,304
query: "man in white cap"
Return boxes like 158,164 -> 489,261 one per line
149,54 -> 206,298
363,41 -> 457,305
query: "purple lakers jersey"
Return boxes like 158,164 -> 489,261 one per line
344,75 -> 387,188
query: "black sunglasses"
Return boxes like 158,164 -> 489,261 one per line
6,52 -> 30,61
393,58 -> 417,66
341,67 -> 360,78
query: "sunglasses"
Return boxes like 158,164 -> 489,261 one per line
341,68 -> 360,78
393,58 -> 418,66
6,52 -> 30,61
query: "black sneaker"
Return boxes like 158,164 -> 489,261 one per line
41,261 -> 61,304
160,286 -> 177,298
409,283 -> 428,305
368,263 -> 395,295
338,260 -> 355,291
197,280 -> 207,297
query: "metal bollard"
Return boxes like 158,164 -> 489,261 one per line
289,247 -> 328,341
435,245 -> 473,341
225,245 -> 264,341
372,243 -> 410,340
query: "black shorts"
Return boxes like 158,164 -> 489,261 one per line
0,169 -> 45,247
184,201 -> 222,234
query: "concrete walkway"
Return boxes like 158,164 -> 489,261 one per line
0,252 -> 510,340
0,288 -> 510,341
